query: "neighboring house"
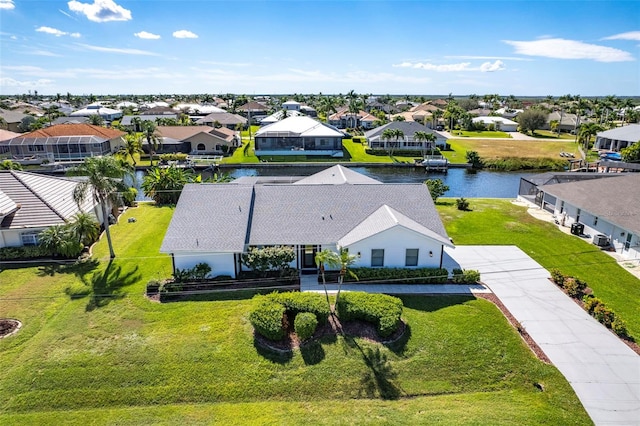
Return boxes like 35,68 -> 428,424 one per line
300,105 -> 317,117
139,106 -> 176,115
155,126 -> 239,154
328,108 -> 377,129
472,116 -> 518,132
174,104 -> 225,115
0,129 -> 20,143
0,170 -> 101,248
51,117 -> 90,126
537,173 -> 640,259
254,116 -> 344,157
195,112 -> 247,129
282,100 -> 301,111
260,109 -> 305,125
364,122 -> 448,150
160,165 -> 453,278
0,109 -> 30,132
543,111 -> 585,133
0,124 -> 126,162
120,115 -> 178,131
494,107 -> 523,119
70,103 -> 122,121
237,101 -> 270,124
517,172 -> 619,209
593,124 -> 640,152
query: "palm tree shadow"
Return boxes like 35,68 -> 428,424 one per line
81,260 -> 141,311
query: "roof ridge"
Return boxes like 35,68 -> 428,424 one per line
383,204 -> 398,224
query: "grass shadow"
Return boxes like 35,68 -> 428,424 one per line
253,339 -> 293,365
400,295 -> 475,313
386,323 -> 411,356
300,340 -> 325,365
81,260 -> 141,311
349,340 -> 403,400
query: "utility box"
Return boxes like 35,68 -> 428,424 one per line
593,234 -> 609,247
571,222 -> 585,235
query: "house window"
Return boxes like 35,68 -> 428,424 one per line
405,249 -> 419,267
28,145 -> 44,152
21,232 -> 39,246
197,143 -> 205,151
371,249 -> 384,267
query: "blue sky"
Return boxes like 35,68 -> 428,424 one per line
0,0 -> 638,96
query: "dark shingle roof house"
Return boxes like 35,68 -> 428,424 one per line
161,165 -> 453,278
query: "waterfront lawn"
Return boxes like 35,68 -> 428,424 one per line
438,199 -> 640,339
0,205 -> 589,424
449,130 -> 511,138
342,138 -> 419,163
446,138 -> 579,161
223,141 -> 260,164
533,130 -> 577,140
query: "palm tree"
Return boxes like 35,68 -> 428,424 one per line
578,123 -> 603,152
315,248 -> 339,314
0,159 -> 22,170
414,131 -> 429,157
334,247 -> 358,307
69,156 -> 129,259
38,224 -> 82,258
388,128 -> 404,158
70,212 -> 100,246
346,90 -> 361,129
117,133 -> 143,166
142,120 -> 161,165
142,165 -> 198,205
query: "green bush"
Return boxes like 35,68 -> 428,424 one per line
294,312 -> 318,341
550,269 -> 566,286
274,292 -> 330,324
347,267 -> 448,284
365,148 -> 441,157
583,295 -> 603,314
159,153 -> 189,162
456,197 -> 470,211
611,318 -> 628,337
593,304 -> 615,327
336,292 -> 403,337
482,157 -> 566,171
451,269 -> 481,284
0,245 -> 53,260
249,297 -> 286,341
563,277 -> 586,298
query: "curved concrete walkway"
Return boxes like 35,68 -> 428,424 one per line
448,245 -> 640,426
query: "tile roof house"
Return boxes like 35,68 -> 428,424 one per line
70,103 -> 122,121
328,108 -> 378,129
537,173 -> 640,259
0,124 -> 126,162
472,116 -> 519,132
254,116 -> 345,157
156,126 -> 239,154
0,170 -> 101,248
594,124 -> 640,152
194,112 -> 247,129
364,122 -> 448,150
160,165 -> 453,278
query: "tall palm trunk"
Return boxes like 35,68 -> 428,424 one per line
101,201 -> 115,259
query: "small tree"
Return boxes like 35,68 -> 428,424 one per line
456,198 -> 470,211
424,178 -> 449,202
241,246 -> 296,277
621,141 -> 640,163
517,109 -> 547,135
465,150 -> 482,168
38,225 -> 82,258
70,212 -> 100,246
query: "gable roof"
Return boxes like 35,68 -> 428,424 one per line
0,109 -> 29,123
596,124 -> 640,143
0,171 -> 96,229
237,101 -> 269,112
364,121 -> 446,140
256,116 -> 344,138
161,167 -> 450,253
16,124 -> 124,139
338,205 -> 453,247
156,125 -> 215,140
0,129 -> 20,141
294,165 -> 381,185
538,174 -> 640,235
195,112 -> 247,126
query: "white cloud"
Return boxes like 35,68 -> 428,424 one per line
446,55 -> 533,62
602,31 -> 640,41
479,60 -> 505,72
36,26 -> 68,37
68,0 -> 131,22
29,50 -> 63,57
173,30 -> 198,39
200,60 -> 252,67
76,43 -> 160,56
0,0 -> 15,10
134,31 -> 161,40
0,77 -> 54,88
70,32 -> 81,38
504,38 -> 634,62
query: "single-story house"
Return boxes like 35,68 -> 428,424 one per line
472,116 -> 518,132
259,110 -> 305,125
537,173 -> 640,259
543,111 -> 587,133
254,116 -> 344,157
173,104 -> 225,115
70,104 -> 122,121
160,165 -> 454,278
0,129 -> 20,143
0,124 -> 126,162
0,109 -> 30,133
195,112 -> 247,130
593,124 -> 640,152
282,100 -> 301,111
236,101 -> 270,124
0,170 -> 101,248
155,126 -> 239,154
364,122 -> 448,150
328,108 -> 377,129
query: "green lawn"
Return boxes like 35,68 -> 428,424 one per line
532,130 -> 577,140
450,130 -> 511,138
0,204 -> 590,424
445,138 -> 579,163
438,199 -> 640,338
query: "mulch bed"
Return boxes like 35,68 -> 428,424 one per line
255,311 -> 407,353
0,319 -> 21,338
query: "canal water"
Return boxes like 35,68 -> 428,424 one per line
133,166 -> 535,200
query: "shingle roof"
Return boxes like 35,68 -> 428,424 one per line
293,165 -> 381,185
195,112 -> 247,125
538,174 -> 640,235
364,121 -> 446,140
0,171 -> 96,229
256,116 -> 343,137
160,184 -> 253,253
17,124 -> 124,139
338,205 -> 453,248
156,126 -> 214,140
237,101 -> 269,112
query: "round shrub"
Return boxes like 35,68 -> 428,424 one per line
249,299 -> 286,341
337,291 -> 403,337
550,269 -> 566,286
294,312 -> 318,341
611,318 -> 628,337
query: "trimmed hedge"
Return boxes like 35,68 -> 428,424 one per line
365,148 -> 441,157
451,268 -> 481,284
249,292 -> 330,341
0,245 -> 53,261
346,267 -> 448,284
336,291 -> 403,337
294,312 -> 318,341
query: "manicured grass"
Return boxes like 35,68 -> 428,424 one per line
449,130 -> 511,138
342,139 -> 419,164
446,138 -> 580,161
438,199 -> 640,338
0,204 -> 589,424
222,141 -> 260,164
533,130 -> 577,140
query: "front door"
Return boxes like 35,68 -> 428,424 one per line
300,245 -> 317,272
624,233 -> 633,252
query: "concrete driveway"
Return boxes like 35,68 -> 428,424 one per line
447,245 -> 640,426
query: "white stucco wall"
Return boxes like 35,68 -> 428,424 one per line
0,227 -> 47,248
172,252 -> 237,278
343,226 -> 444,268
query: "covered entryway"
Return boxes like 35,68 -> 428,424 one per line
299,244 -> 318,274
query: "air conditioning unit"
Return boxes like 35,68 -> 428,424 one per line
593,234 -> 609,247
